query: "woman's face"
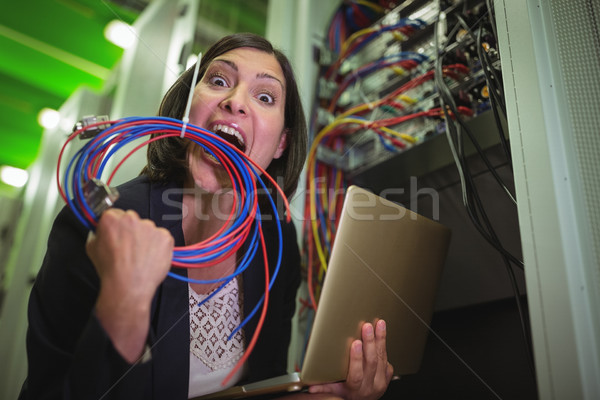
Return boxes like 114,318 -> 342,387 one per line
187,47 -> 288,192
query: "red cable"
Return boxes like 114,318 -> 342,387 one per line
222,222 -> 270,386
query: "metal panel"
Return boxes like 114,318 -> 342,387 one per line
495,0 -> 600,398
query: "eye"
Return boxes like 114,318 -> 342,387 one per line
208,74 -> 228,87
257,92 -> 275,104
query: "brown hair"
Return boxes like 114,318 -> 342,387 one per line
141,33 -> 307,198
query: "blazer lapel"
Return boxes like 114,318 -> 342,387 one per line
148,181 -> 190,399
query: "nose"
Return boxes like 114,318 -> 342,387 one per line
220,87 -> 248,116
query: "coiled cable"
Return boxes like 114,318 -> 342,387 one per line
57,115 -> 291,384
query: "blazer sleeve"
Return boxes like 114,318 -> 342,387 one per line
19,206 -> 153,400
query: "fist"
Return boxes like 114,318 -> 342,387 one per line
86,209 -> 174,303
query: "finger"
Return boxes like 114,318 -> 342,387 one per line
361,322 -> 378,384
85,231 -> 101,263
154,227 -> 175,266
374,319 -> 390,385
309,341 -> 365,397
387,364 -> 395,382
99,207 -> 126,223
308,382 -> 346,397
94,208 -> 126,238
124,209 -> 140,218
345,339 -> 364,391
292,390 -> 344,399
375,320 -> 388,362
307,383 -> 328,393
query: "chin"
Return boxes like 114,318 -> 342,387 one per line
191,165 -> 234,195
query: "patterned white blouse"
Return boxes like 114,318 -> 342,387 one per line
187,277 -> 247,398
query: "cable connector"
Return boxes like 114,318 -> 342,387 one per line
84,178 -> 119,216
73,115 -> 112,139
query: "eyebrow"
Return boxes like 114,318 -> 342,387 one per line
211,59 -> 285,91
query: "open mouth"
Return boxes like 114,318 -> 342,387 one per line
211,123 -> 246,153
202,123 -> 247,164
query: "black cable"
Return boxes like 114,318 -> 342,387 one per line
452,13 -> 506,111
435,16 -> 510,189
454,14 -> 512,169
435,29 -> 490,243
474,23 -> 507,112
455,14 -> 507,114
486,0 -> 499,49
454,19 -> 532,369
461,13 -> 505,102
435,12 -> 535,379
438,83 -> 523,267
438,57 -> 517,205
476,24 -> 512,165
441,14 -> 516,205
437,47 -> 522,266
499,250 -> 537,378
452,94 -> 515,203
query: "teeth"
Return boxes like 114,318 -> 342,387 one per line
211,124 -> 245,146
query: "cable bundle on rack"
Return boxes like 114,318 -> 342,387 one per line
326,0 -> 397,54
303,60 -> 472,306
432,8 -> 535,377
300,0 -> 534,385
56,115 -> 291,385
296,2 -> 495,368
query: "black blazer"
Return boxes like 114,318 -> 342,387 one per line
19,175 -> 301,400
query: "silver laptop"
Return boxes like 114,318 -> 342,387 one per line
194,185 -> 451,399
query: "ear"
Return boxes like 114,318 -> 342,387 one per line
273,129 -> 289,159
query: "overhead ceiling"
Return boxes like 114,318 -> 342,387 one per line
0,0 -> 268,174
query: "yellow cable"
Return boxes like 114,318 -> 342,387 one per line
308,118 -> 367,273
308,116 -> 420,274
391,31 -> 407,42
336,101 -> 381,120
390,66 -> 406,76
398,94 -> 417,104
331,168 -> 343,221
354,0 -> 384,13
379,126 -> 417,144
341,26 -> 376,56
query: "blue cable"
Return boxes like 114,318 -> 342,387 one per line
347,19 -> 426,57
62,116 -> 286,290
229,174 -> 284,338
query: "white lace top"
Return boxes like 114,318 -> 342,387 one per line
188,277 -> 246,398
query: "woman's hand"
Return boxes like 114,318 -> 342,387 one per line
87,209 -> 174,301
86,209 -> 174,363
307,320 -> 394,400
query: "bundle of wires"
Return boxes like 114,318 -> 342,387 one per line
302,105 -> 476,307
302,54 -> 474,307
56,116 -> 291,385
433,10 -> 534,377
327,51 -> 429,112
325,18 -> 427,83
327,0 -> 392,54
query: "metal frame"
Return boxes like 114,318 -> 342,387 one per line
495,0 -> 600,398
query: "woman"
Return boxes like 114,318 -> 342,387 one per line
19,33 -> 392,399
